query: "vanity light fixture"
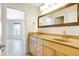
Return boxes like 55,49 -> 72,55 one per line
40,3 -> 68,14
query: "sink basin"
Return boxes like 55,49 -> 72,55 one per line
53,39 -> 70,42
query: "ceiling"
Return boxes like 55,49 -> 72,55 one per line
29,3 -> 43,7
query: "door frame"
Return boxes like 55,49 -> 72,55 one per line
1,4 -> 26,55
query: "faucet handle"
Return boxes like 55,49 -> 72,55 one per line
62,30 -> 66,39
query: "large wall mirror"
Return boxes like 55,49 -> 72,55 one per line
38,3 -> 79,28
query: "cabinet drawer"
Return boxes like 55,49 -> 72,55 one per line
43,40 -> 79,56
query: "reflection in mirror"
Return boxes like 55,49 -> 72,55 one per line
38,3 -> 79,27
55,16 -> 64,24
44,16 -> 55,25
39,16 -> 55,26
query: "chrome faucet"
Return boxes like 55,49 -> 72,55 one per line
62,30 -> 68,40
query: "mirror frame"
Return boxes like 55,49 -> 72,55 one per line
38,3 -> 79,28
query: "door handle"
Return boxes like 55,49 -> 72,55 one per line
0,44 -> 5,49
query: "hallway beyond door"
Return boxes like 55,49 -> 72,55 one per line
6,39 -> 25,56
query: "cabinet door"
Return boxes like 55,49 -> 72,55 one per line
37,38 -> 43,56
29,37 -> 37,55
43,45 -> 55,56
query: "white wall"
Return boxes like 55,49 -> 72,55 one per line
1,3 -> 39,53
38,26 -> 79,36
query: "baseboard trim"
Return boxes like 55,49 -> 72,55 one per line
25,52 -> 33,56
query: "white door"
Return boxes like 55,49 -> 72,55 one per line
5,8 -> 25,56
0,20 -> 4,56
0,4 -> 5,56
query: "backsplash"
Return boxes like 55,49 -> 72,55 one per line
38,26 -> 79,36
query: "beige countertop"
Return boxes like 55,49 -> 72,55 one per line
29,33 -> 79,50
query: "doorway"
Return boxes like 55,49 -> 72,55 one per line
5,8 -> 25,56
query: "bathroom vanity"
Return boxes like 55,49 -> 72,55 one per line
28,32 -> 79,56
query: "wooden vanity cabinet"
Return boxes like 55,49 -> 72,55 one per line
29,34 -> 79,56
29,36 -> 67,56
